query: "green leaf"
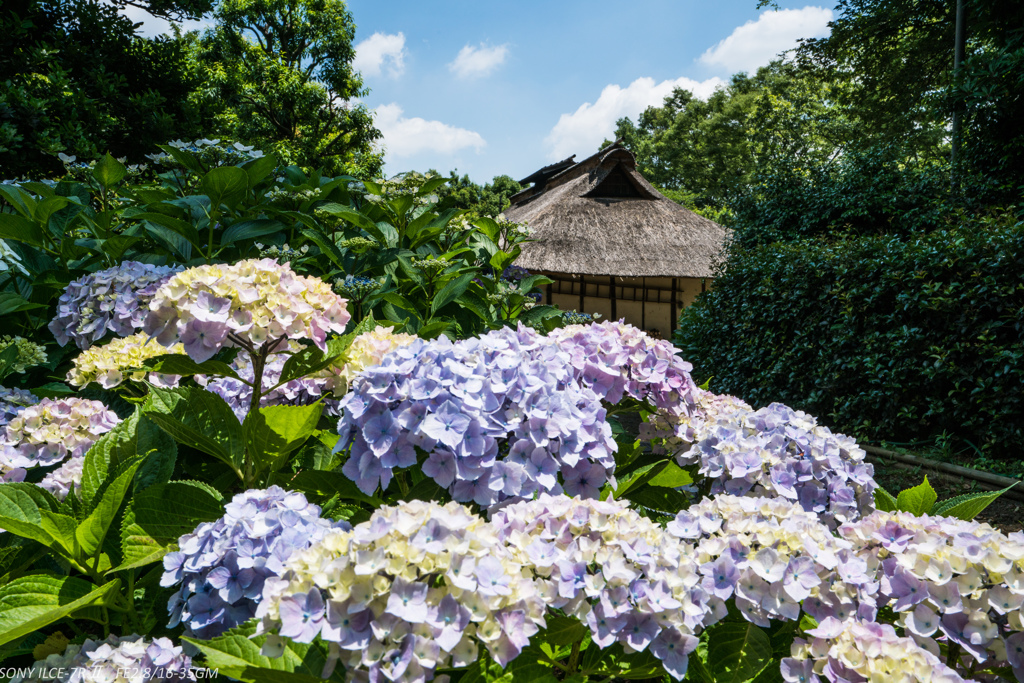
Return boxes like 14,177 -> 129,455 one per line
647,461 -> 694,488
613,459 -> 669,497
0,484 -> 62,549
0,213 -> 45,247
244,403 -> 322,478
706,622 -> 773,683
622,484 -> 690,514
221,219 -> 287,245
431,273 -> 475,314
92,153 -> 127,189
0,292 -> 47,317
79,408 -> 176,504
135,212 -> 204,250
0,574 -> 119,646
541,616 -> 587,646
242,153 -> 278,186
932,485 -> 1016,520
145,386 -> 245,477
275,346 -> 342,386
418,320 -> 452,340
202,166 -> 249,209
116,481 -> 224,571
896,476 -> 938,516
873,486 -> 899,512
185,622 -> 344,682
76,455 -> 144,559
272,470 -> 381,506
139,353 -> 239,380
0,345 -> 18,382
318,204 -> 388,243
750,660 -> 785,683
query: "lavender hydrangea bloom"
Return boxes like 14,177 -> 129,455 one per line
0,386 -> 37,429
782,618 -> 967,683
841,510 -> 1024,670
493,495 -> 715,680
49,261 -> 183,349
259,500 -> 546,682
1,397 -> 120,470
13,634 -> 193,682
162,486 -> 346,639
675,398 -> 876,527
671,496 -> 878,629
336,325 -> 618,505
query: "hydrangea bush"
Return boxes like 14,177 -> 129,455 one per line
3,224 -> 1022,683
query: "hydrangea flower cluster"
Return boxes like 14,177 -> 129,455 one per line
336,326 -> 617,505
493,495 -> 712,680
147,138 -> 264,167
67,332 -> 186,389
0,335 -> 46,373
143,259 -> 350,363
550,321 -> 699,417
1,397 -> 120,473
781,618 -> 967,683
198,341 -> 332,421
13,634 -> 193,683
49,261 -> 183,349
673,496 -> 877,628
0,385 -> 37,428
258,500 -> 547,682
333,275 -> 383,303
840,510 -> 1024,668
675,401 -> 876,527
161,486 -> 344,639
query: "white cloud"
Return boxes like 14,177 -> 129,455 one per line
118,6 -> 213,38
374,104 -> 486,158
449,44 -> 509,79
353,32 -> 406,78
544,76 -> 724,160
699,7 -> 833,74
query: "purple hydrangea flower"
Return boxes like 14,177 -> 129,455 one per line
49,261 -> 183,349
161,486 -> 346,639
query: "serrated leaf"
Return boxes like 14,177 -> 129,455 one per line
932,485 -> 1016,521
145,386 -> 245,477
0,574 -> 119,646
431,273 -> 475,314
202,166 -> 249,208
140,354 -> 239,380
76,456 -> 144,558
706,622 -> 773,683
273,470 -> 382,506
93,153 -> 127,188
647,461 -> 694,488
185,622 -> 343,682
244,403 -> 322,479
115,481 -> 224,572
0,484 -> 62,549
622,483 -> 690,514
80,409 -> 176,504
541,616 -> 587,646
896,476 -> 938,516
873,486 -> 899,513
275,346 -> 343,387
220,219 -> 286,245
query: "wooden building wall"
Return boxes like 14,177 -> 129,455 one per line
537,272 -> 707,338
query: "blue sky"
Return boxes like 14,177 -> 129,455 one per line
126,0 -> 833,183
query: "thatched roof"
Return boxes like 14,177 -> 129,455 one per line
505,143 -> 729,278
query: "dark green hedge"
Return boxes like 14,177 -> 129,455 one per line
675,213 -> 1024,456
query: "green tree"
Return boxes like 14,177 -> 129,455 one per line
188,0 -> 382,177
0,0 -> 211,177
434,171 -> 522,216
613,61 -> 860,219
